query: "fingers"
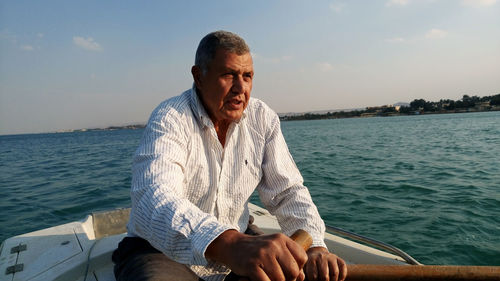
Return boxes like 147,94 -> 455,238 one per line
248,266 -> 271,281
320,253 -> 333,281
286,237 -> 309,269
270,234 -> 306,280
234,233 -> 307,281
326,258 -> 338,281
276,250 -> 301,280
266,258 -> 287,281
327,258 -> 348,281
305,257 -> 318,281
298,269 -> 306,281
337,257 -> 347,281
305,248 -> 348,281
248,257 -> 300,281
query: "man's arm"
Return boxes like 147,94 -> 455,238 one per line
128,112 -> 233,266
256,114 -> 326,248
256,113 -> 347,281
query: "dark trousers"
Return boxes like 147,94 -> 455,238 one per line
112,217 -> 264,281
112,236 -> 202,281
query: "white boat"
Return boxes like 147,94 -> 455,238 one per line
0,203 -> 415,281
3,203 -> 495,281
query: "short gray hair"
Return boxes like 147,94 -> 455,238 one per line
195,30 -> 250,74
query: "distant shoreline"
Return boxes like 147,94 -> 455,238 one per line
3,93 -> 498,136
280,94 -> 500,121
2,109 -> 498,137
53,124 -> 146,133
67,107 -> 500,133
280,106 -> 500,122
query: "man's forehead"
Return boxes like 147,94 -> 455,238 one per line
215,49 -> 253,70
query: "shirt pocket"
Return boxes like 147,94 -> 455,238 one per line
232,135 -> 264,201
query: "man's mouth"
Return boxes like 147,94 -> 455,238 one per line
227,99 -> 244,109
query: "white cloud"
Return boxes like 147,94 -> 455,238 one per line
462,0 -> 497,6
425,28 -> 447,39
20,45 -> 34,51
317,62 -> 333,72
386,0 -> 410,6
330,2 -> 346,13
73,36 -> 102,51
37,33 -> 44,38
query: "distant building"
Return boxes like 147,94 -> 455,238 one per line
364,104 -> 398,116
475,101 -> 491,111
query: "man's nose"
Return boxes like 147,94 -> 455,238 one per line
232,75 -> 246,93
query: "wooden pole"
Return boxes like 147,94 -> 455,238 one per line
289,230 -> 500,281
346,264 -> 500,281
290,229 -> 313,251
226,229 -> 500,280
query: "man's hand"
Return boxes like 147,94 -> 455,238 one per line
206,230 -> 308,281
304,247 -> 347,281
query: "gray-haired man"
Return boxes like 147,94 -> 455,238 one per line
112,30 -> 347,281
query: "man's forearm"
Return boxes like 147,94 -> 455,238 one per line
205,229 -> 244,264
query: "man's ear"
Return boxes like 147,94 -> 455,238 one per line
191,65 -> 202,89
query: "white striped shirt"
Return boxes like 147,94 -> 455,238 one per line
127,86 -> 327,280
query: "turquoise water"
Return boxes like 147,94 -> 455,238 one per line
1,112 -> 499,265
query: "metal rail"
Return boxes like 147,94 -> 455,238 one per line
325,225 -> 421,265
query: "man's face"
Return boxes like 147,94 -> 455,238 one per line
193,48 -> 253,125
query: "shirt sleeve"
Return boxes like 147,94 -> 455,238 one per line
256,114 -> 327,249
127,110 -> 233,266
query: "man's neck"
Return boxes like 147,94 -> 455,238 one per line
213,119 -> 231,147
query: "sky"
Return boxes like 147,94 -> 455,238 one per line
0,0 -> 499,135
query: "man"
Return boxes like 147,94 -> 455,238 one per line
112,30 -> 347,281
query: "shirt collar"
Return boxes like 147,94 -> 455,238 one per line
190,84 -> 213,128
189,84 -> 247,128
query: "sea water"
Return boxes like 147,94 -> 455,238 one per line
1,111 -> 499,265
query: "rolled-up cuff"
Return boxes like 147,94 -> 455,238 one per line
191,222 -> 236,265
311,238 -> 328,250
